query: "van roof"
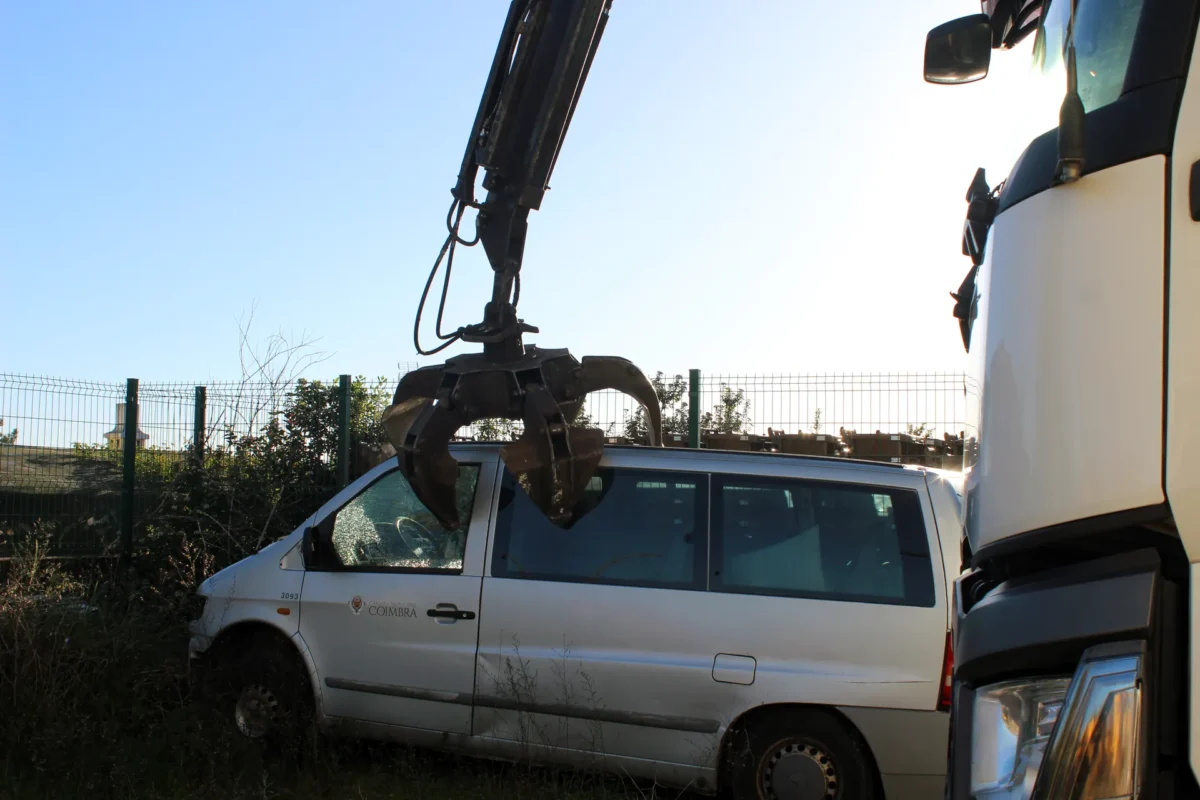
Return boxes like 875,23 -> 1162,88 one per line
448,440 -> 919,474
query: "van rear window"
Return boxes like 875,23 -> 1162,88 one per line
711,475 -> 935,607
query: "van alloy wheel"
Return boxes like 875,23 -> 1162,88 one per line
234,683 -> 282,739
759,739 -> 839,800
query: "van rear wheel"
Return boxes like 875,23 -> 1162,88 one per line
728,709 -> 876,800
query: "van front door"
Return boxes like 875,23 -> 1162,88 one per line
299,455 -> 497,736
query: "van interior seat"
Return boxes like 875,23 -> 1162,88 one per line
816,495 -> 905,599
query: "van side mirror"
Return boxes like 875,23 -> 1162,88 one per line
924,14 -> 993,85
302,526 -> 322,568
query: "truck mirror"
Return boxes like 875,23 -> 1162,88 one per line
924,14 -> 993,84
950,265 -> 979,353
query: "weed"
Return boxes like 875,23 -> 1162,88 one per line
0,533 -> 703,800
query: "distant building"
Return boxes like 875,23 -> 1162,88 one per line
104,402 -> 149,450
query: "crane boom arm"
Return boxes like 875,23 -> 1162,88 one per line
383,0 -> 663,531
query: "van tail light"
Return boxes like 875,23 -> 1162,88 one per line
938,630 -> 954,712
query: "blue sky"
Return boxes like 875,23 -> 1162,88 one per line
1,1 -> 1059,384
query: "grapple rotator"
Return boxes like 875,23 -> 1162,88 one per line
381,0 -> 663,530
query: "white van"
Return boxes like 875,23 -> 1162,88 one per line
188,443 -> 963,800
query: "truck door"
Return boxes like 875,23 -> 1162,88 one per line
298,452 -> 498,736
1167,19 -> 1200,784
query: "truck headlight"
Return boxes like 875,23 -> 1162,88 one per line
969,650 -> 1144,800
970,676 -> 1071,799
1031,652 -> 1143,800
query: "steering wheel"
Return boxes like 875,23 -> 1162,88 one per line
591,552 -> 664,578
395,515 -> 437,557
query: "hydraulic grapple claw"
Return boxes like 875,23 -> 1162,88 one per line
572,355 -> 664,446
500,382 -> 604,527
381,365 -> 470,531
380,365 -> 444,449
381,347 -> 663,530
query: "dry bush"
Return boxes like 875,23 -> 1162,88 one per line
0,525 -> 675,799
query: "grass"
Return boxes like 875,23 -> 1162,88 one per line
0,542 -> 703,800
2,742 -> 673,800
0,607 -> 683,800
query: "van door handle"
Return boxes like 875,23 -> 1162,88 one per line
427,603 -> 475,622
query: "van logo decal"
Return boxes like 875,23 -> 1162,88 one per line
367,602 -> 419,619
349,596 -> 363,614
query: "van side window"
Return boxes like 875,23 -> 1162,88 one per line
491,467 -> 705,590
712,475 -> 935,607
328,465 -> 480,572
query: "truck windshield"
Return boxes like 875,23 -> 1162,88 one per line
1032,0 -> 1147,113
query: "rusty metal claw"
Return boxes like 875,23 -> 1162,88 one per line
570,355 -> 664,446
381,346 -> 663,531
380,365 -> 444,449
500,383 -> 604,527
382,368 -> 471,533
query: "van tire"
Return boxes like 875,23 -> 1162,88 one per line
206,639 -> 315,758
727,709 -> 877,800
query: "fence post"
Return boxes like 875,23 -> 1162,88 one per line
688,369 -> 700,448
119,378 -> 138,567
337,374 -> 351,489
193,386 -> 206,463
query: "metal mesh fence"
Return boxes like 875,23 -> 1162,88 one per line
455,371 -> 971,447
0,375 -> 346,557
1,370 -> 971,557
136,383 -> 197,472
202,382 -> 290,449
695,373 -> 968,439
687,372 -> 970,469
0,375 -> 127,554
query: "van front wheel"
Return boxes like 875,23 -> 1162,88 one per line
206,640 -> 314,755
728,709 -> 876,800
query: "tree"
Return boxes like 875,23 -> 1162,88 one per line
700,384 -> 751,434
811,408 -> 823,434
568,398 -> 593,429
0,418 -> 16,445
624,372 -> 689,442
905,422 -> 931,438
269,374 -> 391,458
470,397 -> 603,442
473,417 -> 518,442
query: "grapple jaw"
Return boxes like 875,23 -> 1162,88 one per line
381,346 -> 663,531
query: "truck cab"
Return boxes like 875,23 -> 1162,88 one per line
924,1 -> 1200,797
